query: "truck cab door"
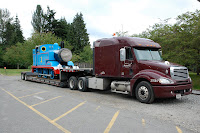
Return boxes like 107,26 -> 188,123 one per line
120,47 -> 135,78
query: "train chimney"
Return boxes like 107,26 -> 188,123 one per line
61,41 -> 64,48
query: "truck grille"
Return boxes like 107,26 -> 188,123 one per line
170,66 -> 189,80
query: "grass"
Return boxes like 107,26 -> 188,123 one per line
0,68 -> 30,76
189,72 -> 200,90
0,69 -> 199,90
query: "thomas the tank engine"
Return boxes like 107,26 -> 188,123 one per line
32,42 -> 74,79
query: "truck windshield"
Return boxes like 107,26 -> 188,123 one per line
134,48 -> 162,61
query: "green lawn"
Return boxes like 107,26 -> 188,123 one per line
0,69 -> 199,90
189,72 -> 200,90
0,68 -> 30,76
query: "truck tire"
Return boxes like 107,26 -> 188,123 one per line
68,76 -> 77,90
77,77 -> 88,92
135,81 -> 155,104
21,73 -> 25,80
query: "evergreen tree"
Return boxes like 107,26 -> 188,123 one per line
0,8 -> 12,45
31,5 -> 44,33
54,18 -> 70,41
70,13 -> 90,54
43,6 -> 56,33
3,21 -> 16,46
14,15 -> 24,43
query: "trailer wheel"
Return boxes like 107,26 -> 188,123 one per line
60,82 -> 68,88
135,81 -> 155,104
21,73 -> 25,80
24,74 -> 28,81
78,77 -> 88,92
68,76 -> 77,90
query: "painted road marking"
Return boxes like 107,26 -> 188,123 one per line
176,126 -> 183,133
34,95 -> 44,100
18,91 -> 47,99
1,88 -> 70,133
31,96 -> 62,107
52,101 -> 86,122
104,110 -> 120,133
96,106 -> 100,111
142,119 -> 145,126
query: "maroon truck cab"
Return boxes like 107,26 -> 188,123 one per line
93,37 -> 192,103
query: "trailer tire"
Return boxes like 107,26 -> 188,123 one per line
60,82 -> 68,88
68,76 -> 77,90
21,73 -> 25,80
135,81 -> 155,104
24,74 -> 28,81
78,77 -> 88,92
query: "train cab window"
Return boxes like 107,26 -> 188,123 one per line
126,47 -> 133,60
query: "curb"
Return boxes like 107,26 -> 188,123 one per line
192,90 -> 200,95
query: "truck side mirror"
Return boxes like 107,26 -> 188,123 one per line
120,48 -> 126,61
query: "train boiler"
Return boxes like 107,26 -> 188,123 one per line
32,42 -> 75,79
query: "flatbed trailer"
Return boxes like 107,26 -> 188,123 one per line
21,68 -> 93,88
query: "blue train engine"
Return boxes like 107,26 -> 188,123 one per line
32,42 -> 74,79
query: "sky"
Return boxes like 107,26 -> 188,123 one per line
1,0 -> 200,45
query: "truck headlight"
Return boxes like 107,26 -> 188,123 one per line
158,78 -> 174,84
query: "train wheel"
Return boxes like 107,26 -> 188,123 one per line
78,77 -> 88,92
68,76 -> 77,90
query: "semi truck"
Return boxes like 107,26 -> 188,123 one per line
21,37 -> 192,103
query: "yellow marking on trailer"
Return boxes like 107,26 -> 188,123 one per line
176,126 -> 182,133
31,96 -> 62,107
1,88 -> 70,133
18,91 -> 47,99
104,110 -> 120,133
52,101 -> 86,122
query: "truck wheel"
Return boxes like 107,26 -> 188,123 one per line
68,76 -> 77,90
21,73 -> 25,80
78,77 -> 88,92
135,81 -> 155,104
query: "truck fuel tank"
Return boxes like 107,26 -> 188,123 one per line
111,81 -> 131,92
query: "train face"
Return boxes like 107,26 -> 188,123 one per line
32,43 -> 73,79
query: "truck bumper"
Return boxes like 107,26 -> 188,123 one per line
153,84 -> 192,98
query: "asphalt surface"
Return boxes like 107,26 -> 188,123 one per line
0,75 -> 199,133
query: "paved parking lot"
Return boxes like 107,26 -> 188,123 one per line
0,75 -> 199,133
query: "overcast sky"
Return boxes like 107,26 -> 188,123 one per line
1,0 -> 200,45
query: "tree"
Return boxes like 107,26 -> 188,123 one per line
31,5 -> 44,33
54,18 -> 71,41
0,8 -> 12,45
3,42 -> 25,69
80,45 -> 93,63
132,10 -> 200,75
70,13 -> 90,54
43,6 -> 56,33
2,21 -> 16,46
14,15 -> 24,43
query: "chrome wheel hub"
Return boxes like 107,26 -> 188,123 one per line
138,86 -> 149,100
